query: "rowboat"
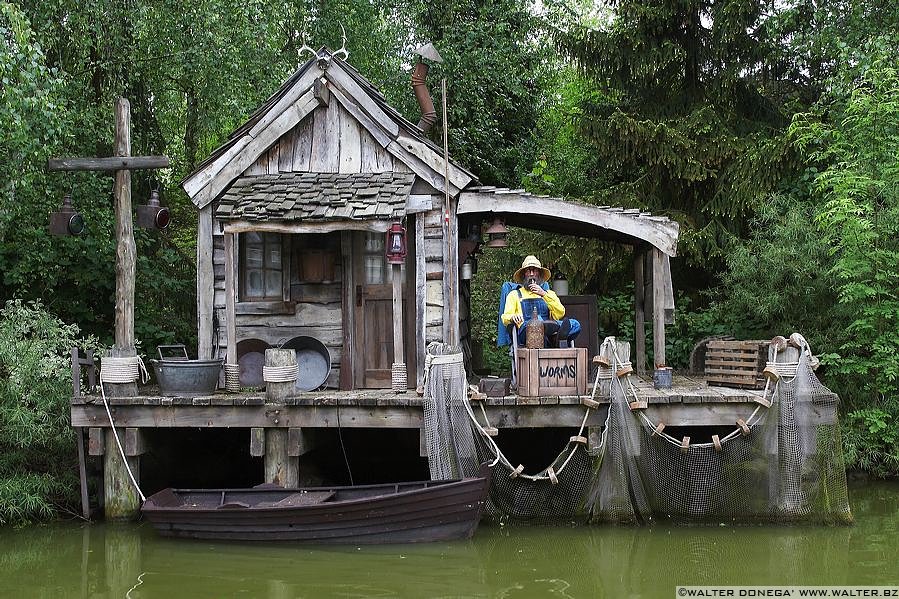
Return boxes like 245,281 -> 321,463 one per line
141,464 -> 491,544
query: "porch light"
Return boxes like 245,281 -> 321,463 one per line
485,217 -> 508,248
385,221 -> 407,264
49,192 -> 85,236
136,188 -> 171,230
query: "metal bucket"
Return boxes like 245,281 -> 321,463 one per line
151,345 -> 223,397
281,336 -> 331,391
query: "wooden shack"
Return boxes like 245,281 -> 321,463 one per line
182,47 -> 679,390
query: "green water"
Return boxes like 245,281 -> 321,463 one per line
1,481 -> 897,599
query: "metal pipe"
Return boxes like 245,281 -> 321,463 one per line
412,61 -> 438,132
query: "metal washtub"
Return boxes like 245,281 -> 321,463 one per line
150,345 -> 223,397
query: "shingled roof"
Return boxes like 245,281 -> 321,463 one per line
215,172 -> 415,222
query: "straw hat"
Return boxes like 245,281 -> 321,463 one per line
512,255 -> 551,284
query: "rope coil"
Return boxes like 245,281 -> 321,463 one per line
263,364 -> 298,383
224,363 -> 240,392
99,356 -> 148,384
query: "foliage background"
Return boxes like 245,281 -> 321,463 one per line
1,0 -> 897,522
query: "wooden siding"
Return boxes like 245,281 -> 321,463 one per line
243,101 -> 394,177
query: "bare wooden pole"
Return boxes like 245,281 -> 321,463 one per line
107,98 -> 138,397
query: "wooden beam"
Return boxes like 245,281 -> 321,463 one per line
328,82 -> 394,148
394,134 -> 472,191
652,247 -> 666,367
264,429 -> 298,487
48,156 -> 170,172
250,427 -> 265,456
634,247 -> 647,375
104,429 -> 140,520
392,263 -> 404,368
414,214 -> 426,387
223,220 -> 390,235
124,427 -> 146,456
224,233 -> 237,366
197,205 -> 214,359
457,192 -> 679,257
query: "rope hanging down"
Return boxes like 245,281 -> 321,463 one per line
99,355 -> 149,502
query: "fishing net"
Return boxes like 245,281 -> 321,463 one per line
422,335 -> 851,525
586,334 -> 852,524
423,342 -> 593,522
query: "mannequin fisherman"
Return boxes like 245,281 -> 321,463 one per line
501,255 -> 581,347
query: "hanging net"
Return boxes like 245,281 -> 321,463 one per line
422,335 -> 851,525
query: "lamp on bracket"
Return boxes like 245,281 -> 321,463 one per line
136,187 -> 171,230
49,191 -> 85,236
484,217 -> 509,248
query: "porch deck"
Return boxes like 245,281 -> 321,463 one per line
71,374 -> 768,430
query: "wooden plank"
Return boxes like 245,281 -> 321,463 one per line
291,115 -> 313,172
197,205 -> 214,359
287,427 -> 314,457
337,102 -> 362,173
340,232 -> 355,390
250,427 -> 265,456
406,194 -> 432,214
223,220 -> 389,235
326,63 -> 400,138
124,427 -> 146,456
415,214 -> 426,387
104,429 -> 140,520
386,140 -> 460,196
191,90 -> 321,208
328,82 -> 394,149
394,133 -> 472,190
88,427 -> 105,455
392,263 -> 404,368
48,156 -> 170,172
277,126 -> 295,172
309,101 -> 340,173
266,144 -> 280,174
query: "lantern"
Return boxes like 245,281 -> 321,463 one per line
385,221 -> 407,264
136,188 -> 171,230
49,193 -> 85,236
485,217 -> 509,248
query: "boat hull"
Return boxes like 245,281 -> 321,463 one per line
141,468 -> 490,544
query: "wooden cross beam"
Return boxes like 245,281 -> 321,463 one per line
48,97 -> 170,396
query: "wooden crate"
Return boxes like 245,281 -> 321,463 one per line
705,340 -> 769,389
516,348 -> 588,397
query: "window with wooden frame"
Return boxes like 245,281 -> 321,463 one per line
239,232 -> 289,302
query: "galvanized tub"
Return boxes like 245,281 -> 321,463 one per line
151,345 -> 223,397
281,336 -> 331,391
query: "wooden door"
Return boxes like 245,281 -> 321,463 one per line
353,232 -> 405,388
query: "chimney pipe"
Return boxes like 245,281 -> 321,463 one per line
412,60 -> 438,132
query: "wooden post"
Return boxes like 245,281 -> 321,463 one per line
651,248 -> 666,368
392,262 -> 404,367
633,247 -> 646,375
264,348 -> 298,487
107,98 -> 138,397
414,213 -> 426,387
103,429 -> 140,520
224,232 -> 237,366
196,205 -> 214,359
75,427 -> 90,519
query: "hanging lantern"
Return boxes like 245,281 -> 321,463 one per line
385,221 -> 407,264
49,193 -> 85,236
136,188 -> 171,230
485,217 -> 508,248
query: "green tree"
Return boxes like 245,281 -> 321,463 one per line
0,300 -> 98,523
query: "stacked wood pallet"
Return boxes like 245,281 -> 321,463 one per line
705,340 -> 769,389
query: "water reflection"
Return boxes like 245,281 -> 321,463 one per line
0,481 -> 896,598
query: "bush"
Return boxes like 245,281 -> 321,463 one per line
0,299 -> 98,524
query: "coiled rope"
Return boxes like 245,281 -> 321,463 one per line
262,363 -> 299,383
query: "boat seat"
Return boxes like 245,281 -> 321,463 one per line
217,501 -> 251,509
257,490 -> 336,508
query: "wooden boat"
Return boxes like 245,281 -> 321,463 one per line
141,465 -> 491,544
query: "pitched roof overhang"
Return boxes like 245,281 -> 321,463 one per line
181,49 -> 476,210
457,187 -> 679,256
